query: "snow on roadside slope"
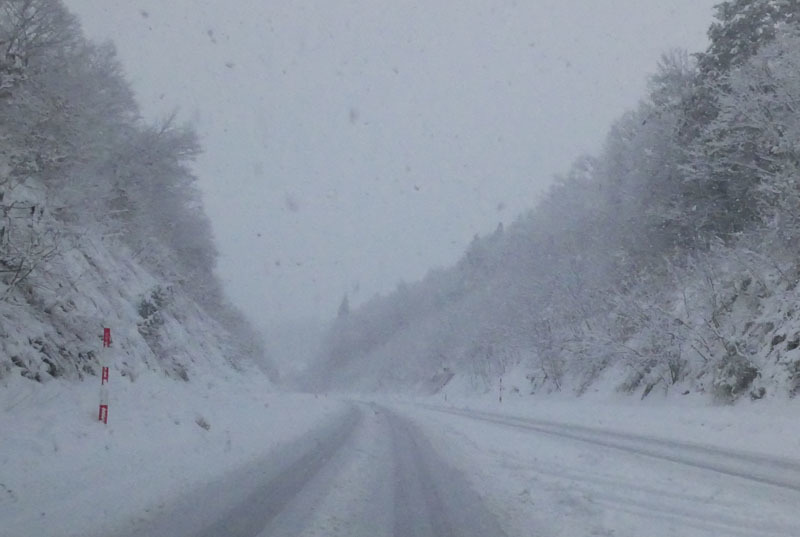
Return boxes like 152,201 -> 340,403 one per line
438,366 -> 800,459
397,394 -> 800,537
0,370 -> 347,537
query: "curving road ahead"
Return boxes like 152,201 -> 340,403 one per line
118,403 -> 506,537
115,400 -> 800,537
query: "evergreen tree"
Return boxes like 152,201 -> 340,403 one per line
337,294 -> 350,318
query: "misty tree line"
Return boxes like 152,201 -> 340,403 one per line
314,0 -> 800,401
0,0 -> 263,372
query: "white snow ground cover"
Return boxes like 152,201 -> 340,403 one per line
7,365 -> 800,537
0,370 -> 347,537
399,391 -> 800,537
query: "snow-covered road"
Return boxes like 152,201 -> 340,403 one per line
113,400 -> 800,536
424,404 -> 800,493
405,402 -> 800,536
119,403 -> 507,537
6,377 -> 800,537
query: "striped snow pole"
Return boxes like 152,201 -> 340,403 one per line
98,327 -> 110,424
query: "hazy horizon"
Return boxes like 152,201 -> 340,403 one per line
64,0 -> 718,329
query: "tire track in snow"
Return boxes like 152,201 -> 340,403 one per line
422,405 -> 800,493
413,404 -> 800,536
121,403 -> 509,537
384,408 -> 509,537
193,406 -> 362,537
118,405 -> 362,537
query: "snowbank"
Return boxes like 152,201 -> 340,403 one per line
426,377 -> 800,460
398,392 -> 800,536
0,370 -> 347,537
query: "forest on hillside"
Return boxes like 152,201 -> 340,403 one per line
0,0 -> 267,382
311,0 -> 800,402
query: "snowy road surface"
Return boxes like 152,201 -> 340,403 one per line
410,403 -> 800,536
110,400 -> 800,537
119,403 -> 506,537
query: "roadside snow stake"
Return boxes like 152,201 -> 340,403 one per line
99,328 -> 111,424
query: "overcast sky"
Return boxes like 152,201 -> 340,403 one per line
64,0 -> 718,328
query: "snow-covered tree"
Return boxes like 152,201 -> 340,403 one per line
698,0 -> 800,77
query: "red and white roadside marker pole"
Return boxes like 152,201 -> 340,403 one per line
499,376 -> 503,403
98,327 -> 111,424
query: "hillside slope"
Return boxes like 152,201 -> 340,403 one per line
0,229 -> 259,384
0,0 -> 271,387
307,2 -> 800,403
